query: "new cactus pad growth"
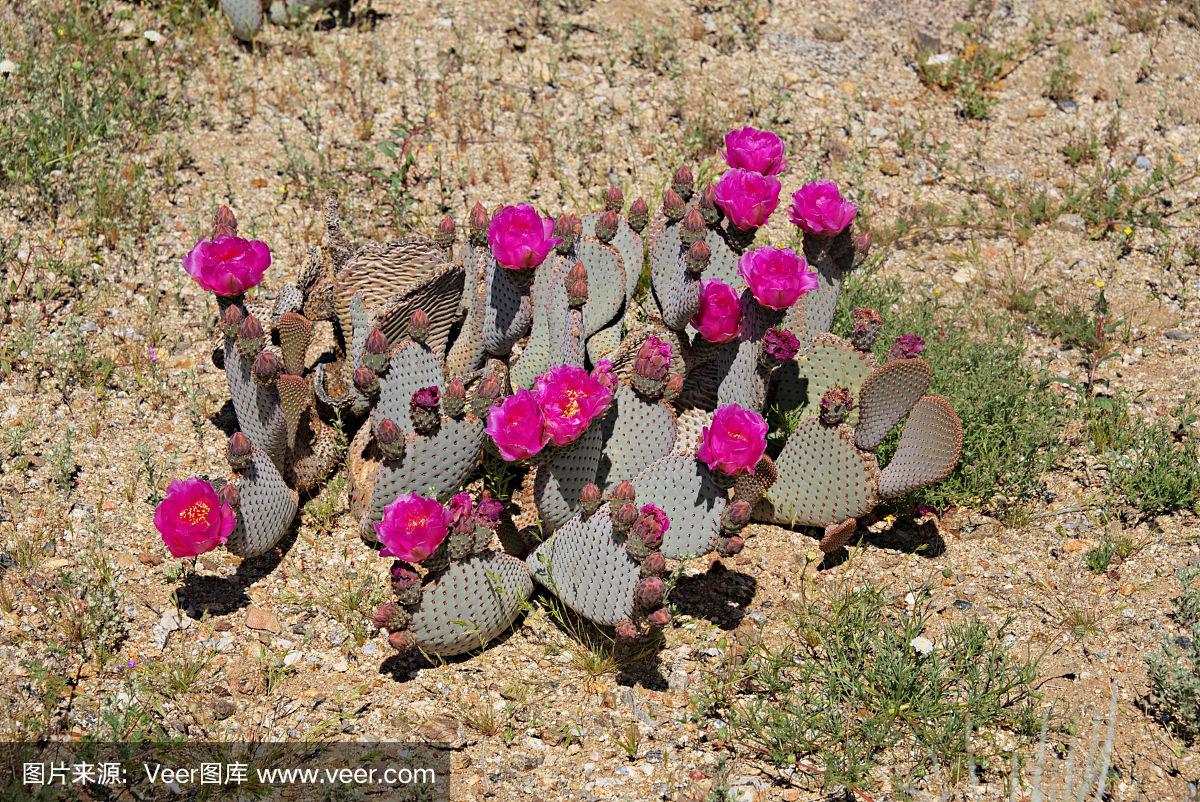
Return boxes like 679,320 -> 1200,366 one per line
158,127 -> 962,659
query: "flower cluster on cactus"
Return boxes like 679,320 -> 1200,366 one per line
153,125 -> 965,660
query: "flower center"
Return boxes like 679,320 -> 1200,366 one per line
179,500 -> 212,526
561,388 -> 584,418
727,430 -> 746,442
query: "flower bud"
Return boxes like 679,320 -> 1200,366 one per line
722,499 -> 752,532
236,314 -> 265,359
443,379 -> 467,418
410,386 -> 441,434
608,480 -> 636,514
628,197 -> 649,233
471,372 -> 503,418
604,186 -> 624,212
613,502 -> 639,533
663,188 -> 685,222
252,350 -> 280,387
372,602 -> 411,631
363,328 -> 390,373
220,303 -> 244,340
849,307 -> 884,352
819,386 -> 855,427
468,202 -> 489,246
634,576 -> 666,609
554,213 -> 581,254
615,618 -> 639,640
227,431 -> 253,471
408,309 -> 430,344
390,562 -> 421,590
684,240 -> 710,275
852,228 -> 872,265
672,164 -> 694,202
434,215 -> 456,249
640,550 -> 667,576
387,630 -> 417,652
680,208 -> 706,247
663,374 -> 684,402
579,482 -> 602,515
213,205 -> 238,238
217,481 -> 240,509
716,535 -> 745,557
353,366 -> 380,396
699,183 -> 721,225
566,261 -> 588,308
595,210 -> 619,244
646,607 -> 671,628
375,417 -> 406,461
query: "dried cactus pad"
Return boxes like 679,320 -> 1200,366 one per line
226,445 -> 299,558
527,509 -> 640,626
855,358 -> 932,452
633,456 -> 727,559
877,394 -> 963,499
333,237 -> 448,336
371,262 -> 464,360
761,418 -> 880,527
409,552 -> 534,657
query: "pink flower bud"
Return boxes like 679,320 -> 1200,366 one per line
217,482 -> 240,509
722,499 -> 752,531
365,328 -> 389,355
635,576 -> 666,608
722,126 -> 788,176
738,247 -> 818,311
604,186 -> 624,212
154,477 -> 237,559
699,183 -> 721,225
353,366 -> 380,396
443,379 -> 467,417
374,493 -> 451,564
613,502 -> 640,532
408,309 -> 430,343
680,207 -> 707,247
646,607 -> 671,628
663,188 -> 686,222
787,180 -> 857,237
469,202 -> 490,244
227,431 -> 253,470
446,492 -> 475,534
591,359 -> 617,390
435,215 -> 456,249
212,205 -> 238,238
252,350 -> 279,386
713,169 -> 781,231
388,630 -> 418,652
819,386 -> 855,426
663,374 -> 684,401
566,261 -> 588,308
595,210 -> 618,244
487,204 -> 561,270
685,240 -> 711,274
220,304 -> 244,339
411,386 -> 440,410
691,280 -> 742,344
579,482 -> 602,515
615,618 -> 639,640
697,404 -> 768,477
628,197 -> 649,232
672,165 -> 694,201
641,551 -> 667,576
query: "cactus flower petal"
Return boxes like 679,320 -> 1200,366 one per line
486,204 -> 561,270
374,493 -> 451,563
713,169 -> 781,231
696,404 -> 768,477
154,477 -> 237,558
182,235 -> 271,296
533,365 -> 612,447
485,389 -> 550,461
787,180 -> 857,237
738,246 -> 818,311
722,126 -> 788,176
691,279 -> 743,344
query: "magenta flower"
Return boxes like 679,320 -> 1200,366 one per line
486,204 -> 561,270
447,492 -> 474,533
182,235 -> 271,296
485,389 -> 550,461
591,359 -> 617,390
738,247 -> 818,310
534,364 -> 613,447
640,503 -> 670,535
722,127 -> 788,176
697,404 -> 768,477
763,327 -> 801,362
713,169 -> 781,231
889,334 -> 926,360
787,181 -> 857,237
691,280 -> 743,344
375,493 -> 451,563
476,495 -> 504,526
154,477 -> 237,559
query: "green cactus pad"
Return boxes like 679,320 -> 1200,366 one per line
533,424 -> 603,534
586,322 -> 623,365
333,237 -> 448,337
482,256 -> 534,357
409,551 -> 533,657
220,0 -> 263,40
855,358 -> 933,452
362,415 -> 486,539
445,249 -> 490,379
703,228 -> 742,289
877,394 -> 963,499
596,383 -> 677,487
774,333 -> 876,419
277,311 -> 313,375
633,456 -> 727,559
288,411 -> 341,494
312,361 -> 370,419
224,341 -> 289,471
583,213 -> 642,301
672,408 -> 711,456
527,509 -> 639,626
511,255 -> 572,390
375,342 -> 444,437
578,238 -> 626,339
761,418 -> 880,527
275,373 -> 312,449
800,230 -> 855,337
226,445 -> 299,558
372,262 -> 465,361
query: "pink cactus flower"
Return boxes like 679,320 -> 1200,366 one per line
591,359 -> 617,390
375,493 -> 451,563
787,181 -> 857,237
485,389 -> 551,461
447,492 -> 474,533
763,327 -> 802,362
154,477 -> 237,559
722,126 -> 788,176
889,334 -> 926,360
738,246 -> 818,310
534,365 -> 613,447
640,503 -> 670,535
486,204 -> 561,270
697,404 -> 768,477
691,280 -> 743,344
476,495 -> 504,526
713,169 -> 781,231
182,235 -> 271,296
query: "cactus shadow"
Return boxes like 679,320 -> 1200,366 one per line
860,518 -> 946,559
210,399 -> 241,438
177,526 -> 300,619
375,619 -> 533,682
668,561 -> 758,632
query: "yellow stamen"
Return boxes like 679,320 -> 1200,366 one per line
179,500 -> 212,526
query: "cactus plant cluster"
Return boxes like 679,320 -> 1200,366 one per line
158,126 -> 963,658
219,0 -> 347,41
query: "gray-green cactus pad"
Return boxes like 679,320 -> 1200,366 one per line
226,445 -> 299,558
634,456 -> 727,559
761,418 -> 880,527
703,227 -> 742,289
583,213 -> 642,301
445,248 -> 490,379
596,383 -> 677,487
534,424 -> 603,535
800,230 -> 854,337
511,255 -> 571,390
409,551 -> 534,657
577,239 -> 626,339
672,408 -> 711,456
855,358 -> 933,452
648,222 -> 701,332
220,0 -> 263,40
877,394 -> 963,499
481,257 -> 534,357
527,509 -> 639,626
774,333 -> 876,419
375,342 -> 444,437
224,341 -> 288,471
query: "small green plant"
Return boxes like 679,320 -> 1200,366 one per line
613,722 -> 640,760
51,428 -> 76,492
1045,45 -> 1080,101
697,583 -> 1040,791
1147,567 -> 1200,742
1063,130 -> 1101,166
1084,532 -> 1143,575
1111,410 -> 1200,518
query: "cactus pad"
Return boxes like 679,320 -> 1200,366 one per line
761,418 -> 880,527
583,213 -> 642,301
375,342 -> 443,437
333,238 -> 448,336
527,509 -> 640,626
533,424 -> 603,535
877,395 -> 963,499
481,257 -> 534,357
409,552 -> 534,656
855,358 -> 933,452
226,445 -> 299,558
596,384 -> 677,487
775,333 -> 876,419
224,341 -> 289,471
633,456 -> 727,559
220,0 -> 263,40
